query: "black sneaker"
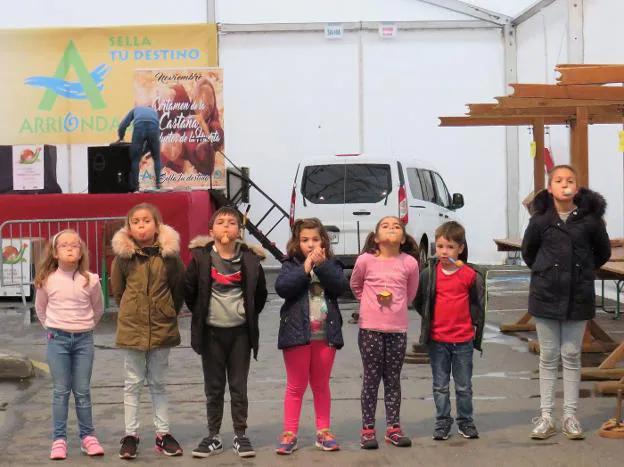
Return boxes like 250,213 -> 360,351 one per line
155,433 -> 183,456
191,435 -> 224,458
119,435 -> 139,459
432,424 -> 452,441
458,423 -> 480,439
233,435 -> 256,458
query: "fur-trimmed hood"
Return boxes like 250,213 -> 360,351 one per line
188,235 -> 266,259
112,224 -> 180,259
530,187 -> 607,218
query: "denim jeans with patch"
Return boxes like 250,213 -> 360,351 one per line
428,340 -> 474,427
46,328 -> 95,440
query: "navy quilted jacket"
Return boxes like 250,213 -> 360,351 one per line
275,257 -> 347,350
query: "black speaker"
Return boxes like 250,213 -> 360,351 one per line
88,145 -> 132,194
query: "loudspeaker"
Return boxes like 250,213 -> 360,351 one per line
88,145 -> 132,194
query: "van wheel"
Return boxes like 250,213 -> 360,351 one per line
419,241 -> 428,268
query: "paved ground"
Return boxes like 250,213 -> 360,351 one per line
0,268 -> 623,466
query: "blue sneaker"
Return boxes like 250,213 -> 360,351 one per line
276,431 -> 298,455
315,429 -> 340,451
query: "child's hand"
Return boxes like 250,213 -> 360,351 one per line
304,254 -> 315,274
315,248 -> 327,265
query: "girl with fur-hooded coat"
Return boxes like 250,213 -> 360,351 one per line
111,224 -> 185,351
522,187 -> 611,322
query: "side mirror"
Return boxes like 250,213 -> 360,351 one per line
451,193 -> 464,210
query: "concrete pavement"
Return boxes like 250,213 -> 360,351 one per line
0,269 -> 622,466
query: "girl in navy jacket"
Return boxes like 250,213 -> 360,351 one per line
274,218 -> 347,455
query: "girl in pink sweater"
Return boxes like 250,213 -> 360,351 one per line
34,229 -> 104,460
350,216 -> 420,450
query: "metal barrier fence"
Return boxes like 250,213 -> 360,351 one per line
0,217 -> 125,311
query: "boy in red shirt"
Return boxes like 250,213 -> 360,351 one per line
414,221 -> 485,441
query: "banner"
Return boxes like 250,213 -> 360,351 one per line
12,145 -> 44,190
133,68 -> 225,191
1,239 -> 32,297
0,24 -> 218,144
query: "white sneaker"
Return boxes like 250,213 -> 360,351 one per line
530,415 -> 556,439
562,415 -> 584,440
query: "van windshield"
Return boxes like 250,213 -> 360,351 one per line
302,164 -> 392,204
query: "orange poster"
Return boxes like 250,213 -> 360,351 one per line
133,68 -> 225,190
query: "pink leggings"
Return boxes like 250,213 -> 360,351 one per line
283,340 -> 336,433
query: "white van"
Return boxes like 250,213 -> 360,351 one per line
289,154 -> 465,269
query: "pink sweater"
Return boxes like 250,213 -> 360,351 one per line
350,253 -> 420,332
35,268 -> 104,332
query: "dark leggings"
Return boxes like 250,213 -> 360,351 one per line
358,329 -> 407,427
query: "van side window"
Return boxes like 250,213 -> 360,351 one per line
418,170 -> 437,204
406,168 -> 424,201
432,172 -> 452,208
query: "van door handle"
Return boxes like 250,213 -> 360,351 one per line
353,211 -> 371,216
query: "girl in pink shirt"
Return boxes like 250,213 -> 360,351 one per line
350,216 -> 419,450
34,229 -> 105,460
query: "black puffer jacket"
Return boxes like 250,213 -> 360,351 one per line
275,257 -> 347,350
521,188 -> 611,321
414,258 -> 485,351
184,237 -> 268,359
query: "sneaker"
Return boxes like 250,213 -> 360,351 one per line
119,435 -> 139,459
80,435 -> 104,456
50,439 -> 67,460
276,431 -> 298,455
530,416 -> 556,440
432,423 -> 452,441
384,424 -> 412,447
360,425 -> 379,450
233,434 -> 256,458
191,435 -> 223,458
155,433 -> 183,456
562,415 -> 585,440
458,423 -> 480,439
315,429 -> 340,451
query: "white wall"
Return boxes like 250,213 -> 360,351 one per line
516,0 -> 624,241
583,0 -> 624,239
216,0 -> 472,23
516,0 -> 569,235
361,28 -> 506,264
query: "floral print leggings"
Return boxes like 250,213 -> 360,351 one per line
358,329 -> 407,427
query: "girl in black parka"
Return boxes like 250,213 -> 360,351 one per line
521,165 -> 611,441
274,218 -> 347,455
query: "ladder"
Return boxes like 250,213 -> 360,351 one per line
210,161 -> 288,262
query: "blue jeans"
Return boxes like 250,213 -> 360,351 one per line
130,121 -> 161,190
428,340 -> 474,427
46,329 -> 95,440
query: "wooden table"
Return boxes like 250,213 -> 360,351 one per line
493,238 -> 623,355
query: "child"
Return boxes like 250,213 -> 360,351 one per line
522,165 -> 611,440
34,229 -> 105,460
184,207 -> 268,459
274,218 -> 348,455
414,221 -> 485,441
111,203 -> 186,459
350,216 -> 420,450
